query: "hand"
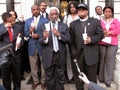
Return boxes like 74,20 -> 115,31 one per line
16,43 -> 21,49
43,30 -> 50,40
84,37 -> 91,44
104,30 -> 111,36
78,72 -> 90,85
30,27 -> 35,33
4,22 -> 12,28
52,28 -> 60,37
31,33 -> 39,38
104,30 -> 108,36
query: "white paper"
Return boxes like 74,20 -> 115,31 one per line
101,37 -> 111,44
15,34 -> 21,51
82,33 -> 87,40
82,33 -> 87,44
45,23 -> 50,31
31,21 -> 35,27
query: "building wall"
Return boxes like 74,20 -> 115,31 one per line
0,0 -> 6,23
114,0 -> 120,21
89,0 -> 105,17
0,0 -> 120,22
14,0 -> 34,20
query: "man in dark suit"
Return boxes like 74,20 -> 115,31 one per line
24,4 -> 49,89
69,3 -> 104,90
39,2 -> 49,19
39,7 -> 70,90
0,12 -> 23,90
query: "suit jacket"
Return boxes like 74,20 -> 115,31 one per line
40,12 -> 49,19
88,82 -> 106,90
39,21 -> 70,68
0,23 -> 23,63
69,17 -> 104,65
24,15 -> 49,56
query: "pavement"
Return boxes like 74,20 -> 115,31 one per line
0,72 -> 117,90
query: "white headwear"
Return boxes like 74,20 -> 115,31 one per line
48,7 -> 60,15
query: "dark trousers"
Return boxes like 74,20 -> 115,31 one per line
71,49 -> 97,90
1,55 -> 21,90
21,41 -> 30,77
45,52 -> 65,90
98,45 -> 118,85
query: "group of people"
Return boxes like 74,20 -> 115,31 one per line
0,1 -> 120,90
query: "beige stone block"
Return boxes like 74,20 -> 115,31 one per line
113,71 -> 120,84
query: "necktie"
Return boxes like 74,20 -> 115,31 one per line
8,27 -> 13,42
52,22 -> 59,52
41,13 -> 44,18
34,17 -> 38,29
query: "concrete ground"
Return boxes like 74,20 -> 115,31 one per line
0,72 -> 117,90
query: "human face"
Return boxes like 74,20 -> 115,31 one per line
95,6 -> 102,15
103,8 -> 112,19
5,17 -> 15,28
39,2 -> 47,13
70,4 -> 77,14
49,9 -> 59,21
77,8 -> 88,19
31,5 -> 40,17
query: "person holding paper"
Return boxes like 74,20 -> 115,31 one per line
69,3 -> 104,90
0,12 -> 23,90
39,7 -> 70,90
24,4 -> 49,89
98,6 -> 120,87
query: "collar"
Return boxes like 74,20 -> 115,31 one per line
33,15 -> 40,20
80,16 -> 88,21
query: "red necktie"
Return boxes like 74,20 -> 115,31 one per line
8,28 -> 13,42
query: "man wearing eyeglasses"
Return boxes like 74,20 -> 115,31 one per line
39,7 -> 70,90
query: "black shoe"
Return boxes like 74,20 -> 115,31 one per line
32,83 -> 39,89
21,76 -> 25,80
105,83 -> 111,87
99,80 -> 104,83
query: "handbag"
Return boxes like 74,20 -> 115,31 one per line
0,43 -> 13,66
0,49 -> 11,66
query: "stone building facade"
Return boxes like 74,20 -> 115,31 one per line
0,0 -> 120,90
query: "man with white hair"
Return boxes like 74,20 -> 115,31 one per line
39,7 -> 70,90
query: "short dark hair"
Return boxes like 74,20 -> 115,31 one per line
8,9 -> 18,19
39,1 -> 46,6
95,6 -> 102,11
103,6 -> 114,13
2,12 -> 12,22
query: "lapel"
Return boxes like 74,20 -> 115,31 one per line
76,20 -> 83,34
58,21 -> 62,32
77,18 -> 91,34
85,18 -> 91,34
12,25 -> 17,41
